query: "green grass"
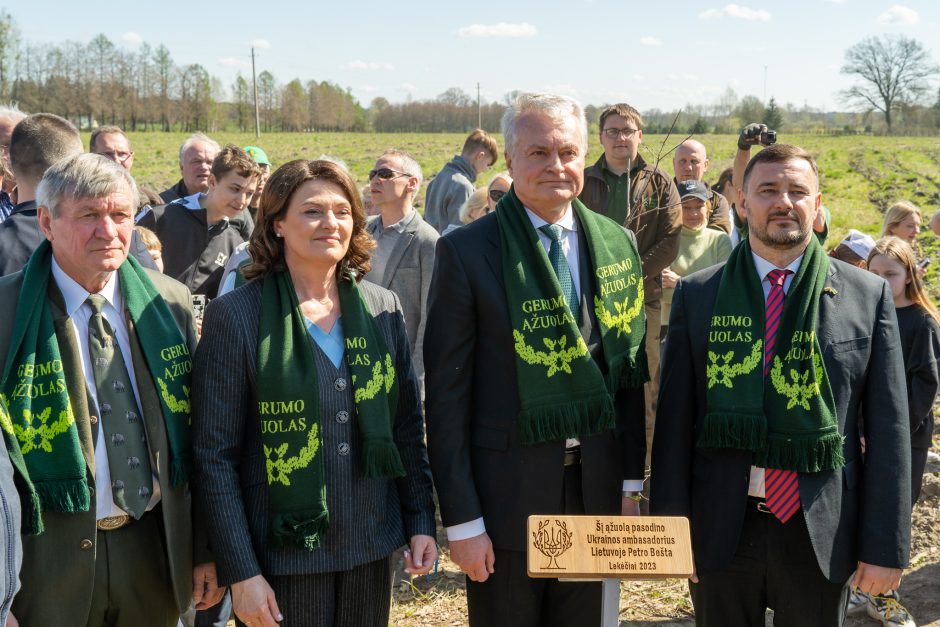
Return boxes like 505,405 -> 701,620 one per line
112,131 -> 940,246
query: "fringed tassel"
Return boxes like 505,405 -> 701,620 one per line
760,430 -> 846,473
605,349 -> 649,392
170,456 -> 190,488
698,412 -> 767,452
269,510 -> 330,551
35,477 -> 90,513
518,394 -> 614,446
361,440 -> 406,479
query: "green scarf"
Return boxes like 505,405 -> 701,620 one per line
700,236 -> 844,472
257,270 -> 403,551
497,188 -> 647,445
1,241 -> 193,534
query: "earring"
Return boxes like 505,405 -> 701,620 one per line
275,232 -> 283,238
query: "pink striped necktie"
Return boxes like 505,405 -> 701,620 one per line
763,269 -> 800,523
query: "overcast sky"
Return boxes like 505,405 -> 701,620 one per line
10,0 -> 940,111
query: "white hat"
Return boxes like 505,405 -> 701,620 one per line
841,229 -> 876,260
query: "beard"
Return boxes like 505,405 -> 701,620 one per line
748,211 -> 811,250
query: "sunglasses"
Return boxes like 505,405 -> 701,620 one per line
489,189 -> 506,203
368,167 -> 410,181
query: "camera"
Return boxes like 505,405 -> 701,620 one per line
918,257 -> 931,269
761,130 -> 777,146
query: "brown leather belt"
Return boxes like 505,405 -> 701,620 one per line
96,514 -> 131,531
564,447 -> 581,466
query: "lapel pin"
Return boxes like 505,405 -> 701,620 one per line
823,286 -> 838,296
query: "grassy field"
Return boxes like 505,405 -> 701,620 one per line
115,131 -> 940,247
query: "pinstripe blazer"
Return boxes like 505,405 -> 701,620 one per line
192,278 -> 436,586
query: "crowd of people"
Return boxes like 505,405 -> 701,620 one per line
0,92 -> 935,627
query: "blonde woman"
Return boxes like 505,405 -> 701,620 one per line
881,200 -> 922,244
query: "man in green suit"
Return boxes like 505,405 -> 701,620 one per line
0,153 -> 222,626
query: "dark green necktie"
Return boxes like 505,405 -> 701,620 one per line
86,294 -> 153,519
538,223 -> 580,322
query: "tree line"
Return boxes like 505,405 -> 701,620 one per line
0,11 -> 937,135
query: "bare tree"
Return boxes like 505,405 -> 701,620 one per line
841,35 -> 939,133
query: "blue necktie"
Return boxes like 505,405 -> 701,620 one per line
538,224 -> 580,323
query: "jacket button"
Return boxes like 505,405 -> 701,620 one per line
335,411 -> 349,424
338,442 -> 350,456
334,378 -> 347,391
80,538 -> 93,550
90,415 -> 98,425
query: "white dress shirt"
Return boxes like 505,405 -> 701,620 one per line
747,251 -> 804,497
445,204 -> 642,542
51,259 -> 161,520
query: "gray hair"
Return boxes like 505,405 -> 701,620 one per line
178,132 -> 221,165
37,153 -> 139,218
501,93 -> 588,157
0,103 -> 27,123
381,149 -> 423,189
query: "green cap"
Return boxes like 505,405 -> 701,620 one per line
244,146 -> 270,166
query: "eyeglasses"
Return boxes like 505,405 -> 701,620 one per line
99,150 -> 134,165
368,167 -> 411,181
602,127 -> 639,140
489,189 -> 506,203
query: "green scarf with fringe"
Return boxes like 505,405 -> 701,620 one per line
497,187 -> 647,446
258,270 -> 403,551
700,236 -> 844,472
1,241 -> 192,534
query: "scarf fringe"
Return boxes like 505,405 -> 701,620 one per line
269,510 -> 330,552
170,457 -> 190,488
759,430 -> 846,473
35,477 -> 90,513
698,412 -> 767,451
21,490 -> 43,536
606,350 -> 650,392
361,440 -> 406,479
519,394 -> 614,446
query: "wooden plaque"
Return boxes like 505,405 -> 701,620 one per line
527,516 -> 693,579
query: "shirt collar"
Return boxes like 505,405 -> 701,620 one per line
751,250 -> 803,282
383,208 -> 417,233
50,256 -> 123,317
524,204 -> 577,234
181,192 -> 205,210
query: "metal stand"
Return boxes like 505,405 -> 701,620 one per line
601,578 -> 619,627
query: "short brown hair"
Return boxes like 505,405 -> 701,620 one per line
742,144 -> 818,192
461,129 -> 499,166
89,125 -> 127,152
9,113 -> 83,187
243,160 -> 374,281
212,144 -> 260,182
599,103 -> 643,133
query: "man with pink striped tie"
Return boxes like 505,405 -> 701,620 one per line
650,144 -> 911,627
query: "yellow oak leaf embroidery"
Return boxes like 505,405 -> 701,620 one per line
158,379 -> 191,415
706,341 -> 763,389
513,330 -> 589,377
264,423 -> 320,487
352,353 -> 394,403
770,351 -> 823,411
13,405 -> 74,454
594,281 -> 644,337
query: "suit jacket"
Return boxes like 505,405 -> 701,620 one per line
364,212 -> 438,387
191,279 -> 435,586
424,212 -> 647,553
649,259 -> 912,583
0,266 -> 202,624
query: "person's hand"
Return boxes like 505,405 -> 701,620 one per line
738,123 -> 767,151
661,268 -> 680,289
852,562 -> 902,596
232,574 -> 283,627
192,561 -> 225,610
6,611 -> 18,627
621,495 -> 641,516
448,532 -> 495,582
690,567 -> 699,584
404,534 -> 438,576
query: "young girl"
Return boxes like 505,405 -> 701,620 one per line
857,236 -> 940,626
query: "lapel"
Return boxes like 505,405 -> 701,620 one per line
482,216 -> 504,289
47,282 -> 96,476
817,261 -> 844,357
379,215 -> 419,287
125,311 -> 170,477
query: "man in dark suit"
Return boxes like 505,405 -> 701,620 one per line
0,153 -> 221,626
365,149 -> 438,391
651,144 -> 911,626
424,93 -> 647,626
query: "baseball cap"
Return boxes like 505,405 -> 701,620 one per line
676,179 -> 710,202
840,229 -> 876,260
244,146 -> 270,166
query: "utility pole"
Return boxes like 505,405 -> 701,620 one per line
251,47 -> 261,138
477,82 -> 481,129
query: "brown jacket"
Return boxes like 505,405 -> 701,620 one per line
579,154 -> 681,302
